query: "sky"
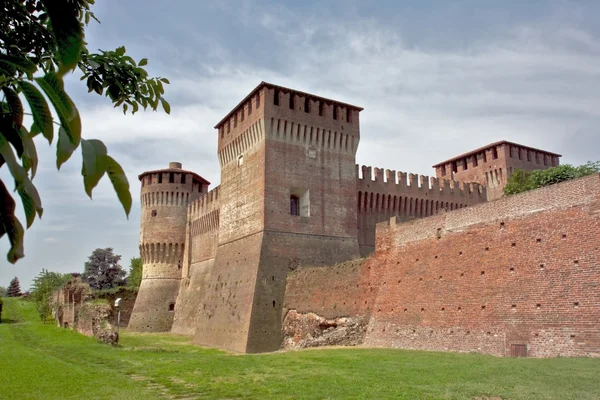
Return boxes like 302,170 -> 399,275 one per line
1,0 -> 599,289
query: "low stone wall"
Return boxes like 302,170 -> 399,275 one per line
281,310 -> 367,349
76,302 -> 118,345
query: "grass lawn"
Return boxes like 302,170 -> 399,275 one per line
0,299 -> 599,399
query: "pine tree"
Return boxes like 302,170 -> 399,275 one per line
82,248 -> 126,290
7,277 -> 21,297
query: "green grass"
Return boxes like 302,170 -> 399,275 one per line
0,299 -> 599,400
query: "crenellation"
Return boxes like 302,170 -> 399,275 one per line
132,81 -> 585,357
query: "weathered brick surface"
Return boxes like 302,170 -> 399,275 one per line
283,259 -> 367,319
433,141 -> 560,201
129,164 -> 206,332
357,166 -> 486,255
363,174 -> 600,357
132,82 -> 582,356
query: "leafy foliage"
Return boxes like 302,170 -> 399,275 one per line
82,248 -> 126,290
7,276 -> 21,297
30,269 -> 72,321
504,161 -> 600,196
0,0 -> 171,264
0,286 -> 6,297
127,257 -> 142,288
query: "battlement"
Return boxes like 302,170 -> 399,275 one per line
218,119 -> 265,167
140,242 -> 185,266
188,186 -> 220,220
356,165 -> 486,199
265,117 -> 359,155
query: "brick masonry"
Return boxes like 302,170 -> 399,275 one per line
284,174 -> 600,357
130,81 -> 589,357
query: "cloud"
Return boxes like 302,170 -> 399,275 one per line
2,1 -> 599,288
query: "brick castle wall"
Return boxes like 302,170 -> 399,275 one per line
283,174 -> 600,357
357,165 -> 486,256
364,174 -> 600,357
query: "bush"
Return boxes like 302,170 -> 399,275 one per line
504,161 -> 599,196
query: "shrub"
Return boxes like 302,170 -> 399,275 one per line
504,161 -> 599,196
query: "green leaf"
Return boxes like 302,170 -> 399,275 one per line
138,58 -> 148,66
0,179 -> 25,264
0,134 -> 27,183
81,139 -> 107,198
115,46 -> 126,56
35,73 -> 81,147
19,81 -> 54,144
17,185 -> 36,229
159,78 -> 170,84
0,54 -> 37,77
2,87 -> 24,129
105,155 -> 132,217
19,127 -> 38,179
56,127 -> 77,169
0,135 -> 42,224
44,1 -> 84,72
160,97 -> 171,114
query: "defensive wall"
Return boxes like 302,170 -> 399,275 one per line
172,186 -> 220,335
433,141 -> 561,201
283,174 -> 600,357
356,165 -> 487,256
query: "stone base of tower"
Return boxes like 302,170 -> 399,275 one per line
128,278 -> 180,332
171,259 -> 215,336
192,231 -> 359,353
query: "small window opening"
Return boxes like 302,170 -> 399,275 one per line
168,303 -> 175,312
227,121 -> 231,133
158,173 -> 163,184
290,195 -> 300,216
147,176 -> 152,185
256,93 -> 260,107
169,172 -> 175,183
234,113 -> 238,128
181,174 -> 186,184
272,301 -> 276,308
178,260 -> 182,269
492,147 -> 498,159
151,210 -> 157,217
346,108 -> 351,123
273,89 -> 279,106
289,93 -> 295,109
462,158 -> 468,170
248,100 -> 252,115
483,151 -> 487,163
304,97 -> 310,113
289,188 -> 310,217
452,162 -> 458,173
319,101 -> 325,116
473,155 -> 478,167
527,150 -> 531,162
441,165 -> 447,176
333,105 -> 338,120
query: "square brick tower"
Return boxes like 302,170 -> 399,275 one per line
433,141 -> 561,200
193,82 -> 363,352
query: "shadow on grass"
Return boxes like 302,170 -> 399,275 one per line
0,319 -> 21,324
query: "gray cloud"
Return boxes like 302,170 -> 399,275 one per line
2,1 -> 599,288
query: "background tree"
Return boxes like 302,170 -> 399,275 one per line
1,0 -> 171,264
30,269 -> 72,321
7,276 -> 21,297
127,257 -> 142,288
0,286 -> 6,297
82,248 -> 126,290
504,161 -> 600,196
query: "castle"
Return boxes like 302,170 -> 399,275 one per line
128,82 -> 600,357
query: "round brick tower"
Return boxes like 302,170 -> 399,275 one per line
128,162 -> 210,332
